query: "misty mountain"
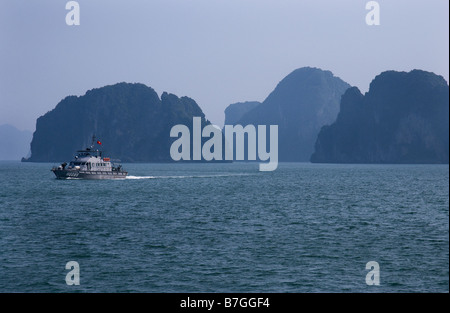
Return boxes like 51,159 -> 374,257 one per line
0,124 -> 32,160
311,70 -> 449,164
224,101 -> 260,125
225,67 -> 351,161
23,83 -> 213,163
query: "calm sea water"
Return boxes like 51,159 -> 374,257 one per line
0,161 -> 448,293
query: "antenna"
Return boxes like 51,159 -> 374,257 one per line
90,134 -> 96,149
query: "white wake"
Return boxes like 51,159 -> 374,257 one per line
125,173 -> 251,180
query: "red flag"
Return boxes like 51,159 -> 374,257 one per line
97,140 -> 102,145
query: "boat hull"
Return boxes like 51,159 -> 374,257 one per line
52,169 -> 127,179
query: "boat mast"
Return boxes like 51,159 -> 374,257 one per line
91,134 -> 102,157
90,135 -> 96,149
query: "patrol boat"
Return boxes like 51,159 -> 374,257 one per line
51,137 -> 127,179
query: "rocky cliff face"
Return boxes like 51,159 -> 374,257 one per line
225,67 -> 351,161
23,83 -> 209,162
311,70 -> 449,164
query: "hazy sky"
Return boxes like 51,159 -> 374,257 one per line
1,0 -> 448,131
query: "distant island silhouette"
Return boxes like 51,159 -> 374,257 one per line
311,70 -> 449,164
22,68 -> 449,164
0,124 -> 32,161
22,83 -> 213,162
223,67 -> 351,161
